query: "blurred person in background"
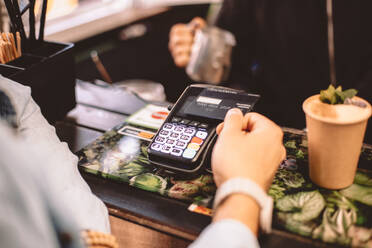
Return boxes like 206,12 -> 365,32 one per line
169,0 -> 372,142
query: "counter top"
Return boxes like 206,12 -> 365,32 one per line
56,81 -> 372,247
58,101 -> 372,248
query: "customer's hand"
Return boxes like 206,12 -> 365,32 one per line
212,109 -> 286,191
168,17 -> 206,67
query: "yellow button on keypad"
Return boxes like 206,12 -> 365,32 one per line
187,143 -> 200,151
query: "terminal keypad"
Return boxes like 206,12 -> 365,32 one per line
151,119 -> 209,160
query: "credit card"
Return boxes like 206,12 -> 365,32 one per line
183,89 -> 259,121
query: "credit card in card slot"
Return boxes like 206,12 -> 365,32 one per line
183,90 -> 259,121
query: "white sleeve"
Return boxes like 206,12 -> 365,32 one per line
0,76 -> 110,233
0,123 -> 83,248
189,219 -> 260,248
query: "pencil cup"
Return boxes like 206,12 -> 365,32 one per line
0,41 -> 76,123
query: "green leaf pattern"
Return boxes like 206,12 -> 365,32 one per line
78,124 -> 372,247
276,191 -> 326,222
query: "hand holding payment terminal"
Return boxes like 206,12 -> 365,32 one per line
148,84 -> 260,174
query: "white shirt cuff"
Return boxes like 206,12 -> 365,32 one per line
189,219 -> 260,248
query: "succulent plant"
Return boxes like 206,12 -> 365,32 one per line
320,84 -> 358,105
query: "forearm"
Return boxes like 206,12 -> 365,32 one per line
0,77 -> 110,233
190,193 -> 261,248
189,218 -> 260,248
213,193 -> 260,235
19,97 -> 111,233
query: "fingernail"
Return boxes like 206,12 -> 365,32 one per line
227,108 -> 241,116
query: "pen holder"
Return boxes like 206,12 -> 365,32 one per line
0,41 -> 75,123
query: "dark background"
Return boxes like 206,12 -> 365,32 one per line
72,4 -> 371,143
74,4 -> 210,103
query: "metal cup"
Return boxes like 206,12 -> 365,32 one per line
186,26 -> 236,84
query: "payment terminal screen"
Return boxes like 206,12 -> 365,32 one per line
178,89 -> 259,121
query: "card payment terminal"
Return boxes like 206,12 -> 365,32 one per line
148,84 -> 260,174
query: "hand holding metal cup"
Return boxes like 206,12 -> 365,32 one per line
169,17 -> 206,67
169,17 -> 236,84
186,26 -> 236,84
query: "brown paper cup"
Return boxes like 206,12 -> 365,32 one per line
303,95 -> 371,189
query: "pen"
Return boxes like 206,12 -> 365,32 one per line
39,0 -> 48,41
16,32 -> 21,57
90,50 -> 113,84
29,0 -> 36,42
11,0 -> 27,44
4,0 -> 17,30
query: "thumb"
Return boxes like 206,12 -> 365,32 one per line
221,108 -> 244,135
189,17 -> 206,30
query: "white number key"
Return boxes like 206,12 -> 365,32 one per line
196,131 -> 208,139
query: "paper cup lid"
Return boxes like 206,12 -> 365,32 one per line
303,95 -> 371,125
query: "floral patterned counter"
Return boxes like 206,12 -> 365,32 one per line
77,121 -> 372,247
